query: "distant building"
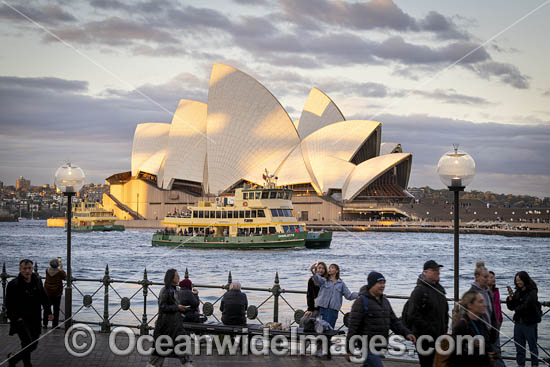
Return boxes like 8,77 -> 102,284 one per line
103,63 -> 413,221
16,176 -> 31,191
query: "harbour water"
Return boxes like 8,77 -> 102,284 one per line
1,220 -> 548,362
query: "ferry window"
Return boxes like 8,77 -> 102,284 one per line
262,191 -> 269,199
204,211 -> 209,218
198,211 -> 204,218
277,209 -> 284,217
251,210 -> 257,218
193,211 -> 198,218
287,192 -> 292,200
269,227 -> 276,234
282,225 -> 289,233
210,211 -> 215,218
290,209 -> 294,217
216,211 -> 221,218
271,209 -> 278,217
243,193 -> 248,200
262,227 -> 267,235
255,192 -> 261,199
269,191 -> 277,199
228,211 -> 233,219
222,211 -> 227,218
245,210 -> 250,218
257,210 -> 266,217
276,191 -> 283,199
239,210 -> 245,218
286,209 -> 292,217
234,211 -> 239,218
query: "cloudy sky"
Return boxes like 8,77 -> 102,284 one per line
0,0 -> 549,197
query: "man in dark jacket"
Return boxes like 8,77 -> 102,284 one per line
220,281 -> 248,325
408,260 -> 449,367
347,272 -> 416,366
6,259 -> 52,367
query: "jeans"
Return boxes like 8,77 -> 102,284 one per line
43,295 -> 62,328
514,322 -> 538,367
492,332 -> 506,367
319,307 -> 338,328
9,321 -> 41,367
362,351 -> 384,367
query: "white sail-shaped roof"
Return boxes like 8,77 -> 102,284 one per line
342,153 -> 412,200
302,120 -> 380,162
380,142 -> 402,155
162,99 -> 207,189
297,88 -> 345,139
275,144 -> 313,186
131,123 -> 170,177
309,155 -> 356,194
206,63 -> 300,194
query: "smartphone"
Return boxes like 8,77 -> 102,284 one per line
507,286 -> 513,293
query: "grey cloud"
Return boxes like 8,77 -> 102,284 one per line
319,80 -> 388,98
0,76 -> 88,92
543,90 -> 550,97
0,4 -> 77,25
44,16 -> 180,46
278,0 -> 417,32
469,61 -> 530,89
232,0 -> 269,5
419,11 -> 469,40
393,88 -> 490,105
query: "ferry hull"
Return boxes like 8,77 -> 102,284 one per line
152,232 -> 307,249
70,224 -> 125,232
305,231 -> 332,249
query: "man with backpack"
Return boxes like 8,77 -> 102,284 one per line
406,260 -> 449,367
347,271 -> 416,366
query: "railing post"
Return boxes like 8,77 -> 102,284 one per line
140,268 -> 150,336
227,271 -> 232,289
33,262 -> 38,276
185,268 -> 189,279
0,263 -> 8,323
101,265 -> 111,333
272,272 -> 281,323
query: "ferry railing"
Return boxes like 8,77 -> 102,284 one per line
1,262 -> 549,364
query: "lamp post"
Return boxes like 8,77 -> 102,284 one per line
54,163 -> 85,329
437,145 -> 475,302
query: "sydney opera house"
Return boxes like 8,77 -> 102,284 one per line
103,63 -> 412,222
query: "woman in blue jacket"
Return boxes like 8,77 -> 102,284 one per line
309,262 -> 358,328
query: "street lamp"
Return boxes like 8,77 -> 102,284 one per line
54,163 -> 85,329
437,145 -> 475,302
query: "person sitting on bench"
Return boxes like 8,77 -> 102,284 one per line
220,281 -> 248,325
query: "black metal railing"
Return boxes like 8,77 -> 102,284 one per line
1,262 -> 549,364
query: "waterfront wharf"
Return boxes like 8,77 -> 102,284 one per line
1,263 -> 549,366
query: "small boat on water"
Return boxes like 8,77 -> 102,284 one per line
152,174 -> 331,250
69,201 -> 125,232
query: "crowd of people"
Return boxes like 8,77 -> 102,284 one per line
4,258 -> 543,367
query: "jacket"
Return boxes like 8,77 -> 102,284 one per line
44,267 -> 66,297
492,288 -> 503,325
177,288 -> 201,322
313,273 -> 358,311
347,285 -> 412,351
6,273 -> 51,335
506,287 -> 539,325
153,285 -> 186,340
468,282 -> 498,343
306,277 -> 320,312
451,314 -> 493,367
408,273 -> 449,338
220,289 -> 248,325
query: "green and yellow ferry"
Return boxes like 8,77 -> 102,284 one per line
69,201 -> 125,232
152,178 -> 310,249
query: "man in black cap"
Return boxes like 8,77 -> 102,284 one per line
347,271 -> 416,366
407,260 -> 449,367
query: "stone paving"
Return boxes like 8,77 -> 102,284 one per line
0,325 -> 418,366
